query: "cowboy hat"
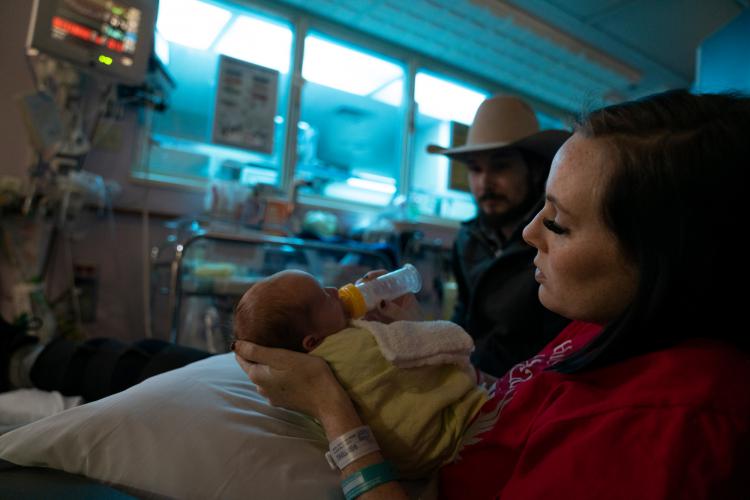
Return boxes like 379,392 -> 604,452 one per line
426,94 -> 570,161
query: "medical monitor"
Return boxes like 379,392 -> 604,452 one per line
27,0 -> 156,84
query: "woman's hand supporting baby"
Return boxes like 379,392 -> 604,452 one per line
234,340 -> 408,499
234,343 -> 341,424
234,341 -> 365,440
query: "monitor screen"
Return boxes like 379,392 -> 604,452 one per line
27,0 -> 156,84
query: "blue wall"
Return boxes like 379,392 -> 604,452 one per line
695,9 -> 750,93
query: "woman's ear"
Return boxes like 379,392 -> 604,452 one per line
302,334 -> 322,352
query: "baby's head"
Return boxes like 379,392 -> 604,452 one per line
234,270 -> 348,352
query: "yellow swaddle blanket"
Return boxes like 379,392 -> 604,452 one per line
311,324 -> 488,479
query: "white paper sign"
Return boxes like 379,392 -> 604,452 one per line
212,56 -> 279,154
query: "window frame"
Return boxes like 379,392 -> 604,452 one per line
134,0 -> 572,226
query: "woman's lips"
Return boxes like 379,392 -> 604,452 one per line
534,266 -> 545,283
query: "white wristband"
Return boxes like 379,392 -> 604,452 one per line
325,426 -> 380,471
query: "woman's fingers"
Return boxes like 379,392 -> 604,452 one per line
355,269 -> 387,285
233,342 -> 342,418
234,340 -> 300,368
235,353 -> 253,372
362,293 -> 422,323
235,353 -> 268,383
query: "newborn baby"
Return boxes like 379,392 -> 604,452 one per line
234,270 -> 488,479
234,270 -> 349,353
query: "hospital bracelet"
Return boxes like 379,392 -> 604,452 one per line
341,461 -> 397,500
325,426 -> 380,471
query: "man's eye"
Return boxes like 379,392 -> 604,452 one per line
489,161 -> 512,172
542,218 -> 568,235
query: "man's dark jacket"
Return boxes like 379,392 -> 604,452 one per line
451,207 -> 570,377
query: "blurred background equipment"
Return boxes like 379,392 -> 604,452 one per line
27,0 -> 155,85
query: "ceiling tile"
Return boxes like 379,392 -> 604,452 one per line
268,0 -> 744,112
588,0 -> 741,79
543,0 -> 634,19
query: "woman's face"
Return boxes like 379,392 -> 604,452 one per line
522,133 -> 638,325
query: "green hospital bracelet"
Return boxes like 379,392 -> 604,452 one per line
341,461 -> 397,500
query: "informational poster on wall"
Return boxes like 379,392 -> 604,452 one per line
212,55 -> 279,154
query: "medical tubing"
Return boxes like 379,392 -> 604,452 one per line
338,264 -> 422,319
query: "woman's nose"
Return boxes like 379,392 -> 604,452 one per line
522,214 -> 541,249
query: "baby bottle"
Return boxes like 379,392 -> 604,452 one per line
338,264 -> 422,319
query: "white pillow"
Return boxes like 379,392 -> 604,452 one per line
0,353 -> 341,499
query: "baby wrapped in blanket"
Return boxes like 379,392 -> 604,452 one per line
233,270 -> 488,478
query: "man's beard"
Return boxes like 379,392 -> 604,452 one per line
478,192 -> 538,230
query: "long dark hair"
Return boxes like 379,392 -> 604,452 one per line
554,89 -> 750,373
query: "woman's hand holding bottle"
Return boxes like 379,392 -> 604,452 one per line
353,268 -> 423,323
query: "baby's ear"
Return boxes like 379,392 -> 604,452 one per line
302,334 -> 322,352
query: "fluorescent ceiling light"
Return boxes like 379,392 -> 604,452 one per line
415,73 -> 487,123
214,15 -> 293,73
157,0 -> 231,50
303,36 -> 404,96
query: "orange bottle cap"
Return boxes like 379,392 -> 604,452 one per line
338,283 -> 367,319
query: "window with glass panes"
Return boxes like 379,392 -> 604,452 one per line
295,33 -> 406,207
135,0 -> 292,188
410,72 -> 488,220
136,0 -> 570,223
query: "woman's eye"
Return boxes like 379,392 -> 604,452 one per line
542,218 -> 568,235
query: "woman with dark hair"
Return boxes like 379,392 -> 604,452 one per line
233,90 -> 750,499
551,90 -> 748,372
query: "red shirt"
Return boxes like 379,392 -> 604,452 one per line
440,321 -> 750,499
